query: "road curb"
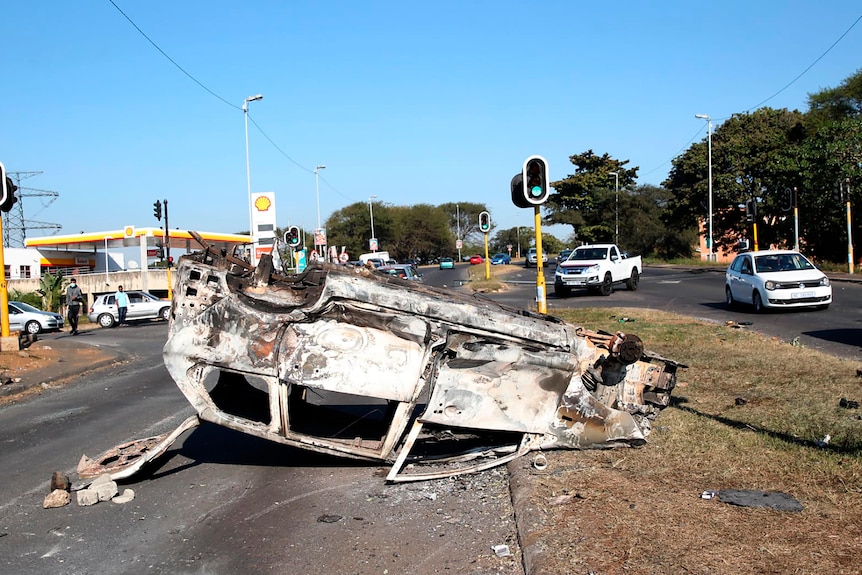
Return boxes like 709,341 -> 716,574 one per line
508,456 -> 554,575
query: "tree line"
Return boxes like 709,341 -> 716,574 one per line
270,69 -> 861,265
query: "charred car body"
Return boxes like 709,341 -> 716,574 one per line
80,235 -> 684,483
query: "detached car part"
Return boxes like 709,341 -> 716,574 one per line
83,237 -> 685,482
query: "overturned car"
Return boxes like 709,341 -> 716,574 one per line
80,237 -> 684,483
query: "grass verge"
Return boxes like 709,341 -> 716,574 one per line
526,307 -> 862,574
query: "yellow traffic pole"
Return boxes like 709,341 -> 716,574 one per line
0,214 -> 9,338
483,232 -> 490,280
534,206 -> 547,314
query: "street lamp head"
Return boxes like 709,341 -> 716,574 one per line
315,165 -> 326,172
608,171 -> 618,176
695,113 -> 710,120
246,94 -> 263,103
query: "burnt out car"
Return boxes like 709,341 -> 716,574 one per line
79,235 -> 684,483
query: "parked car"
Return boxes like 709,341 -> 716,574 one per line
439,257 -> 455,270
88,290 -> 172,328
725,250 -> 831,312
469,255 -> 484,265
8,301 -> 64,334
377,264 -> 424,282
490,253 -> 511,265
524,248 -> 548,268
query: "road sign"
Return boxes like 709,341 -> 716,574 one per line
456,240 -> 463,249
339,252 -> 349,263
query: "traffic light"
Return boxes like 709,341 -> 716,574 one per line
167,256 -> 174,267
0,161 -> 19,213
153,200 -> 162,221
781,188 -> 793,212
286,225 -> 302,248
478,211 -> 491,233
745,198 -> 757,222
512,156 -> 550,208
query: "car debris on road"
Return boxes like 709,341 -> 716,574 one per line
79,233 -> 686,483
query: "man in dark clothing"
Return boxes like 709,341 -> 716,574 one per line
65,278 -> 84,335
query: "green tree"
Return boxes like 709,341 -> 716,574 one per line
806,68 -> 862,127
547,150 -> 638,243
438,202 -> 491,244
38,271 -> 67,312
663,108 -> 807,254
389,204 -> 454,262
327,201 -> 395,258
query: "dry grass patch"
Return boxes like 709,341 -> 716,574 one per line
524,307 -> 862,575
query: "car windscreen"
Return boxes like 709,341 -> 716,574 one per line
571,248 -> 607,260
755,254 -> 815,272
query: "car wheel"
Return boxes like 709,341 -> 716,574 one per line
159,306 -> 171,321
752,291 -> 765,313
599,273 -> 613,296
554,283 -> 571,298
98,313 -> 116,328
626,269 -> 639,291
25,320 -> 42,335
725,286 -> 736,308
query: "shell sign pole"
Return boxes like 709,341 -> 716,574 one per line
251,192 -> 277,265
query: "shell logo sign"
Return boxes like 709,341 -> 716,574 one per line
254,195 -> 272,212
124,225 -> 136,238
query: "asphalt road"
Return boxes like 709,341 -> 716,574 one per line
424,262 -> 862,360
0,323 -> 524,575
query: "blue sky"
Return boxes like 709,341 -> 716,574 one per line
3,1 -> 861,244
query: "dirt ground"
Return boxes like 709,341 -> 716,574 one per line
0,324 -> 113,405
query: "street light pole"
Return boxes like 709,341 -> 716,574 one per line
368,195 -> 377,252
314,165 -> 326,257
243,93 -> 263,260
695,114 -> 713,261
609,171 -> 619,245
104,236 -> 111,285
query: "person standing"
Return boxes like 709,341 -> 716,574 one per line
65,278 -> 84,335
114,285 -> 129,327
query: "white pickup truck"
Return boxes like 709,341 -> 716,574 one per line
553,244 -> 642,297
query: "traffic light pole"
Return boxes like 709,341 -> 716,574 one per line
0,214 -> 9,338
534,206 -> 547,315
164,199 -> 173,299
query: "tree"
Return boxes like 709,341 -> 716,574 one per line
806,68 -> 862,127
326,201 -> 395,258
38,272 -> 66,312
389,204 -> 454,262
438,202 -> 491,244
546,150 -> 639,243
663,108 -> 807,254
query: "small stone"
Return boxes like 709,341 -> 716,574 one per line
76,489 -> 99,506
50,472 -> 71,492
112,489 -> 136,504
43,489 -> 71,509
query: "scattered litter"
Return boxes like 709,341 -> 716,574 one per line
317,514 -> 343,523
618,317 -> 635,323
492,544 -> 511,557
700,490 -> 717,500
723,320 -> 753,329
839,397 -> 859,409
532,454 -> 548,471
856,369 -> 862,378
816,434 -> 831,447
790,337 -> 802,347
717,489 -> 803,512
734,397 -> 747,406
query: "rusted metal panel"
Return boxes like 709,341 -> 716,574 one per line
82,240 -> 685,482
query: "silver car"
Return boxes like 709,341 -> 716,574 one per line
87,291 -> 172,328
8,301 -> 65,334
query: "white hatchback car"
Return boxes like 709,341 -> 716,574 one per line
725,250 -> 832,312
87,291 -> 172,328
